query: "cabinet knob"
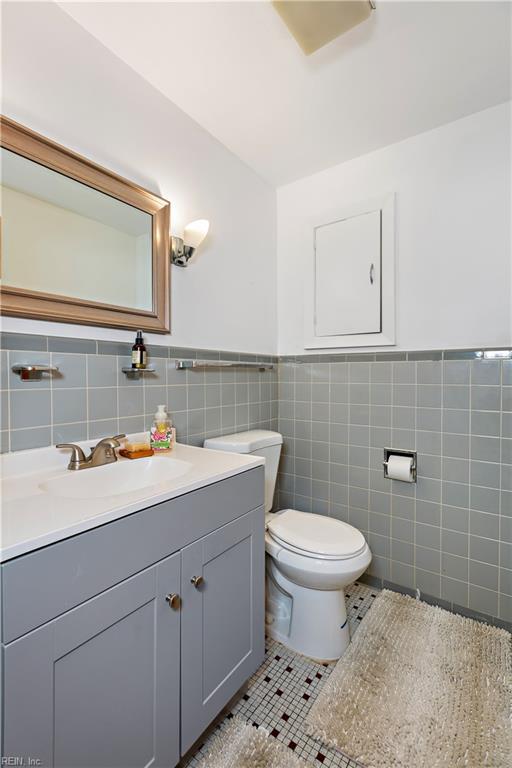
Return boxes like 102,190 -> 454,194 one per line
165,593 -> 181,610
190,575 -> 204,589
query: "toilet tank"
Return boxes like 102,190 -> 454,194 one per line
204,430 -> 283,513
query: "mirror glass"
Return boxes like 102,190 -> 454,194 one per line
1,149 -> 153,311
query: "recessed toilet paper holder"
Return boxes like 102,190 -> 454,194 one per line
383,448 -> 417,483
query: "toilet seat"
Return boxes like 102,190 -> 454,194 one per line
266,509 -> 366,561
265,529 -> 372,591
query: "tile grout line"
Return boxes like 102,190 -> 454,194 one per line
7,351 -> 11,453
347,361 -> 352,533
85,353 -> 90,441
439,359 -> 444,602
389,363 -> 395,582
468,361 -> 473,607
498,360 -> 502,616
49,351 -> 55,446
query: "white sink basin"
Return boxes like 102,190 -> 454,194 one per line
39,456 -> 193,499
1,439 -> 266,561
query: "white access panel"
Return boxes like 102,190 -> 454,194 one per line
314,210 -> 381,337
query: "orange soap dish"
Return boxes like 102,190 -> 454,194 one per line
119,448 -> 154,460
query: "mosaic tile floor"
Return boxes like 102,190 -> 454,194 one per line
182,581 -> 378,768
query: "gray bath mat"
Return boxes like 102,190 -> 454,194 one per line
196,715 -> 314,768
306,589 -> 512,768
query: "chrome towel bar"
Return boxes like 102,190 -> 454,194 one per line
175,360 -> 273,371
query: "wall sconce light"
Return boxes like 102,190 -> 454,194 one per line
171,219 -> 210,267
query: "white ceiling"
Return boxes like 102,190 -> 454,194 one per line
61,1 -> 511,186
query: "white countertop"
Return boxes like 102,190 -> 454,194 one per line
0,438 -> 264,562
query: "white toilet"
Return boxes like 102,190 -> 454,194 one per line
203,429 -> 372,662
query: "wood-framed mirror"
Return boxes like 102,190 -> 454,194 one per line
0,116 -> 170,333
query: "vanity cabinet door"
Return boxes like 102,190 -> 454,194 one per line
2,553 -> 181,768
180,507 -> 265,754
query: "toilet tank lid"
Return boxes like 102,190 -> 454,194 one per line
204,430 -> 283,453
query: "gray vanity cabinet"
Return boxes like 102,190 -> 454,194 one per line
2,552 -> 181,768
181,509 -> 265,753
1,467 -> 265,767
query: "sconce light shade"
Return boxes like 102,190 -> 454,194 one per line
184,219 -> 209,249
171,219 -> 210,267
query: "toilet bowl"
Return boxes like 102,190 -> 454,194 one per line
265,509 -> 371,660
203,430 -> 372,661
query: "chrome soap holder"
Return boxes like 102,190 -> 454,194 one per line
11,364 -> 59,381
121,366 -> 156,380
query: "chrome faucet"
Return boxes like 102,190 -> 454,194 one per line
57,435 -> 126,471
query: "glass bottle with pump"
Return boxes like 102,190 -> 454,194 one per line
131,330 -> 147,369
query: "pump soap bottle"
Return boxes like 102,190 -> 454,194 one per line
131,330 -> 147,369
150,405 -> 175,452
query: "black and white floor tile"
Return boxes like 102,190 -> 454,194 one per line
182,581 -> 378,768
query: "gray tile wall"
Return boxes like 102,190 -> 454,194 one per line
2,333 -> 510,626
0,334 -> 278,453
276,353 -> 512,626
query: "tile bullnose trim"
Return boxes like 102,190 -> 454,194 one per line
0,332 -> 278,362
279,347 -> 512,363
2,333 -> 509,363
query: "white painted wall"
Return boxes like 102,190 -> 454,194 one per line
277,102 -> 512,355
2,5 -> 510,357
1,2 -> 277,354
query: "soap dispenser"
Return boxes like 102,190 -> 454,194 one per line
131,330 -> 147,369
150,405 -> 175,452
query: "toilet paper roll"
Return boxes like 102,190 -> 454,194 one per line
386,454 -> 414,482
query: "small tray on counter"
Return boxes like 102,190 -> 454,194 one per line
119,448 -> 154,460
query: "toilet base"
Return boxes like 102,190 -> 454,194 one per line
265,624 -> 344,665
266,559 -> 351,661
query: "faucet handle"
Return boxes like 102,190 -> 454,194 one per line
89,434 -> 126,467
96,434 -> 126,448
56,443 -> 87,470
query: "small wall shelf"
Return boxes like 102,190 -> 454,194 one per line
175,360 -> 273,372
121,366 -> 156,380
11,364 -> 59,381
